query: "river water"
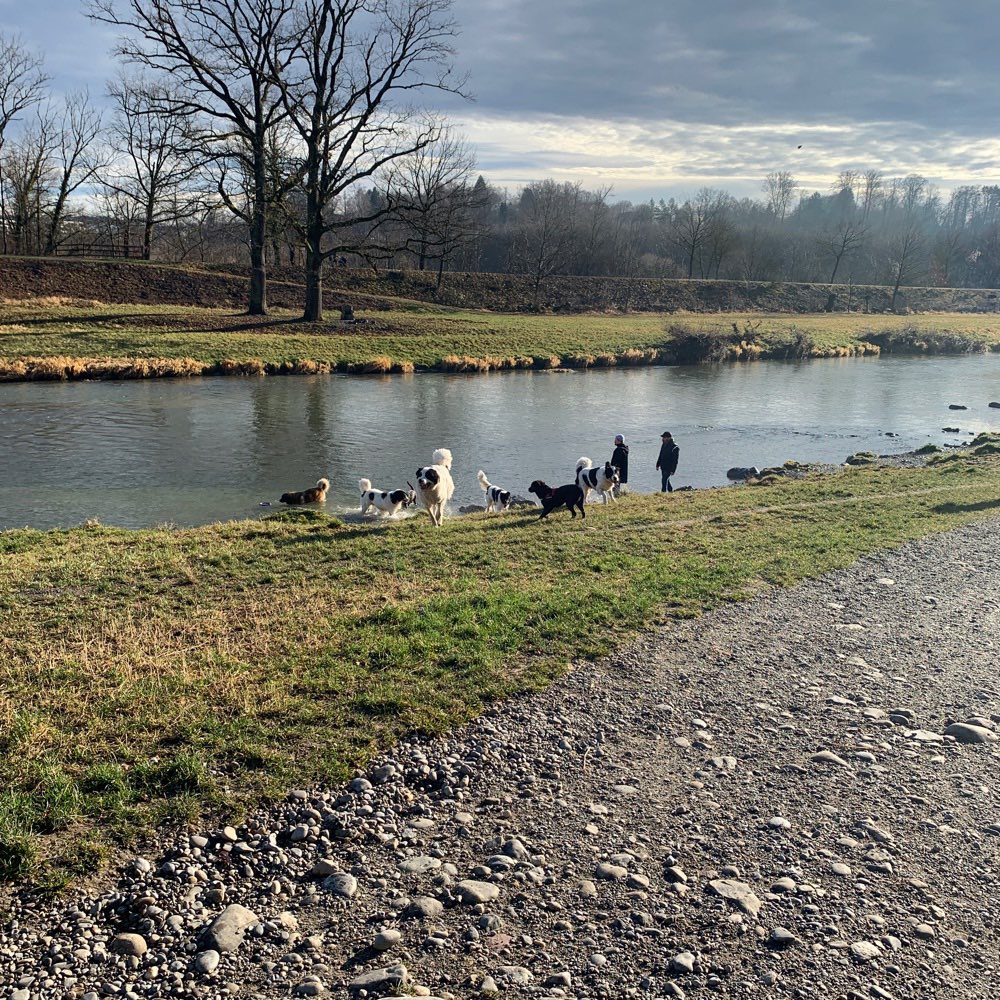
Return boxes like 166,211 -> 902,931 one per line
1,355 -> 997,530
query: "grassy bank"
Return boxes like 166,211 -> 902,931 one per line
2,299 -> 1000,380
1,450 -> 999,887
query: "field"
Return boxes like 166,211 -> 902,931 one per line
2,297 -> 1000,379
1,447 -> 999,887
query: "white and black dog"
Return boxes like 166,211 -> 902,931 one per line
415,448 -> 455,526
477,469 -> 512,513
358,478 -> 417,517
575,456 -> 620,504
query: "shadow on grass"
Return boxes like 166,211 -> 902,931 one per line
5,312 -> 349,335
932,498 -> 1000,514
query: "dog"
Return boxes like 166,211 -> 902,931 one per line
279,477 -> 329,504
575,457 -> 620,504
358,478 -> 417,517
415,448 -> 455,526
528,480 -> 586,519
477,470 -> 512,513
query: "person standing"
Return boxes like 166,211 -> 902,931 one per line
611,433 -> 629,496
656,430 -> 679,492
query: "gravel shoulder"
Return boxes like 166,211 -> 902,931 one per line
3,519 -> 998,1000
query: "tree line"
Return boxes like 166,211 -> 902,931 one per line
3,4 -> 1000,318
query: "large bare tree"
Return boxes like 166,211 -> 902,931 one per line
280,0 -> 466,321
88,0 -> 298,313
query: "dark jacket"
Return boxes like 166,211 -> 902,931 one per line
611,443 -> 629,483
656,440 -> 679,476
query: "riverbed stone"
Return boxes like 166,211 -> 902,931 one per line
707,879 -> 762,917
201,904 -> 259,953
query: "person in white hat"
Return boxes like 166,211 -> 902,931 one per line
611,433 -> 629,497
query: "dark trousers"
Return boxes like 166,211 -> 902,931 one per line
661,471 -> 673,492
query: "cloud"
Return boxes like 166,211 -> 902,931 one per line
7,0 -> 999,201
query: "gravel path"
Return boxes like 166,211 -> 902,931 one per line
3,519 -> 998,1000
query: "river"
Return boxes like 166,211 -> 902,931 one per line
1,354 -> 997,530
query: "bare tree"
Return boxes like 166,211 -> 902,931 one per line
762,170 -> 796,221
88,0 -> 299,313
512,179 -> 581,304
44,91 -> 105,254
102,74 -> 203,259
816,219 -> 868,283
671,188 -> 728,278
576,185 -> 614,276
393,126 -> 478,278
888,223 -> 926,311
1,111 -> 55,254
859,170 -> 883,221
0,33 -> 49,253
278,0 -> 466,321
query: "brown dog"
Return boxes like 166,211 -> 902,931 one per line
280,477 -> 330,504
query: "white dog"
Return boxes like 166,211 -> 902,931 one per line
415,448 -> 455,526
477,470 -> 512,513
358,479 -> 417,517
575,456 -> 620,505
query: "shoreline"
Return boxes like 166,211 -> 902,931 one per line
1,338 -> 999,383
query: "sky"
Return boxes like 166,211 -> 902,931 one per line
2,0 -> 998,205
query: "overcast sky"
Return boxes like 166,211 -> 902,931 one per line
3,0 -> 996,204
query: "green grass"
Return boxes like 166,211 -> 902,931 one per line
1,452 -> 998,886
2,299 -> 1000,377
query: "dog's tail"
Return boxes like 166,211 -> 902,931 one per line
477,469 -> 490,492
317,478 -> 330,491
576,456 -> 593,471
433,447 -> 453,470
358,478 -> 372,493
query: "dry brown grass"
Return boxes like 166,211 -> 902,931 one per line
0,355 -> 211,381
0,295 -> 105,308
215,357 -> 267,376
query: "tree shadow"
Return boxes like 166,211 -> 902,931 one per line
932,499 -> 1000,514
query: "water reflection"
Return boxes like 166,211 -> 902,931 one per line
0,355 -> 996,530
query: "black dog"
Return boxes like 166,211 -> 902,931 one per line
528,480 -> 586,519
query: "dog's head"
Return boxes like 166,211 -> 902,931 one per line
528,480 -> 547,499
279,492 -> 296,504
604,462 -> 621,484
497,490 -> 512,510
415,466 -> 440,492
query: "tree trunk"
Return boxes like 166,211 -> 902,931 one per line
143,194 -> 155,261
303,223 -> 325,321
248,158 -> 268,315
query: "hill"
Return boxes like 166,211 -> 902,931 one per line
3,255 -> 1000,314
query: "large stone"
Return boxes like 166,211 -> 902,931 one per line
323,872 -> 358,897
398,855 -> 442,875
193,949 -> 221,974
348,964 -> 409,994
850,941 -> 883,963
200,904 -> 259,953
456,879 -> 500,904
110,932 -> 147,957
707,879 -> 762,918
944,722 -> 998,744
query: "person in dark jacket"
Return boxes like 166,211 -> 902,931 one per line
611,433 -> 629,496
655,430 -> 679,492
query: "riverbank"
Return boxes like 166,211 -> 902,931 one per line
1,511 -> 998,999
1,445 -> 998,890
2,298 -> 1000,382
